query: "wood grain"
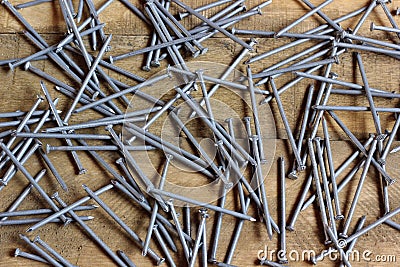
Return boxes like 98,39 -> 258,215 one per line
0,0 -> 399,266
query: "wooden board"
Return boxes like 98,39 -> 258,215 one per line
0,0 -> 399,266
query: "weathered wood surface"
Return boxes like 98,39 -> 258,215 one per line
0,0 -> 399,266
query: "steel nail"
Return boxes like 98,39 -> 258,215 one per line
52,191 -> 129,267
250,135 -> 273,239
111,179 -> 192,244
275,0 -> 333,37
0,169 -> 46,221
340,139 -> 378,237
248,6 -> 368,65
73,72 -> 170,114
346,205 -> 400,244
327,111 -> 395,185
225,197 -> 251,264
155,0 -> 207,54
143,30 -> 157,71
26,184 -> 113,232
209,185 -> 228,263
339,216 -> 366,267
170,0 -> 253,50
116,158 -> 142,194
314,138 -> 338,238
33,235 -> 75,267
247,66 -> 266,162
0,96 -> 43,161
334,41 -> 400,56
322,118 -> 343,220
0,217 -> 92,225
259,65 -> 323,103
270,77 -> 304,170
153,225 -> 176,267
82,186 -> 164,264
300,0 -> 342,31
199,0 -> 246,27
154,2 -> 200,57
153,189 -> 256,221
288,84 -> 314,179
189,209 -> 209,267
168,200 -> 191,262
41,81 -> 87,174
0,139 -> 26,173
380,114 -> 400,164
295,71 -> 388,96
14,0 -> 52,9
254,57 -> 338,79
14,248 -> 49,264
353,0 -> 378,34
1,0 -> 50,48
195,5 -> 249,44
370,22 -> 400,34
177,0 -> 232,20
76,0 -> 84,22
145,2 -> 188,69
260,259 -> 287,266
45,115 -> 147,133
117,250 -> 137,267
0,205 -> 96,218
119,0 -> 150,24
384,219 -> 400,231
324,225 -> 351,267
377,0 -> 400,38
308,139 -> 330,242
190,38 -> 257,118
142,155 -> 171,256
63,34 -> 113,123
61,0 -> 100,84
173,85 -> 254,165
313,105 -> 400,113
0,142 -> 69,223
356,52 -> 383,137
19,234 -> 64,267
300,136 -> 374,214
13,132 -> 111,140
1,141 -> 42,187
46,144 -> 154,152
278,157 -> 288,263
285,171 -> 313,231
183,204 -> 191,242
201,216 -> 208,267
215,261 -> 239,267
169,110 -> 225,179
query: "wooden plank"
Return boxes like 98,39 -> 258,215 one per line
0,0 -> 399,266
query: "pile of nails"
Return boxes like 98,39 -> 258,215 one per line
1,0 -> 400,266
